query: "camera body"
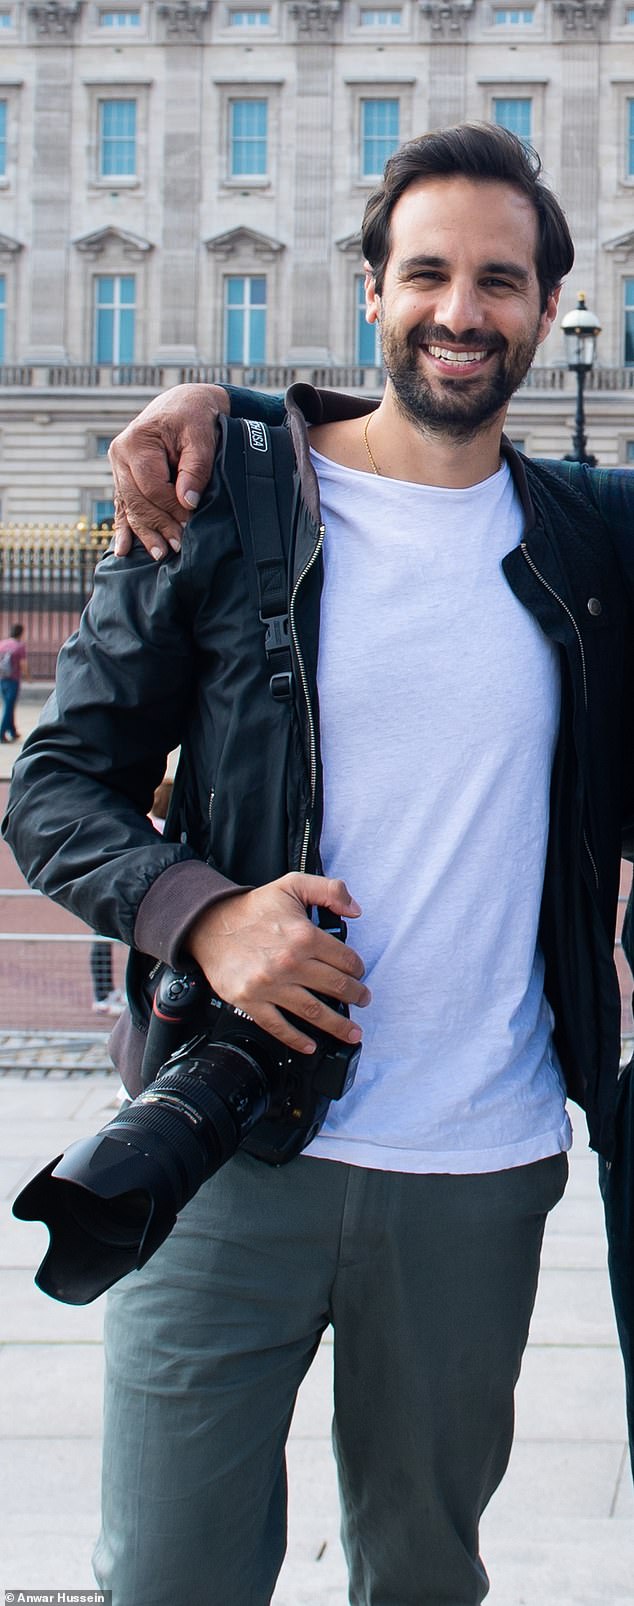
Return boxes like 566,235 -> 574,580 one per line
13,925 -> 361,1304
142,957 -> 360,1165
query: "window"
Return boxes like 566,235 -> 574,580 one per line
625,278 -> 634,366
627,7 -> 634,19
493,7 -> 533,19
355,275 -> 381,366
359,8 -> 402,23
93,498 -> 116,528
626,441 -> 634,463
229,100 -> 268,177
0,102 -> 6,178
628,99 -> 634,178
99,99 -> 137,179
0,275 -> 5,364
0,10 -> 13,26
99,9 -> 142,25
493,97 -> 532,143
228,9 -> 270,22
94,275 -> 136,363
361,99 -> 399,178
224,276 -> 266,363
96,435 -> 114,457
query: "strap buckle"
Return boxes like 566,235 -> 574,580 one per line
270,671 -> 293,702
261,612 -> 290,660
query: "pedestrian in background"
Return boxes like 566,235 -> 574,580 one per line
0,623 -> 28,743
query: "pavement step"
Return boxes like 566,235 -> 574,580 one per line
0,1031 -> 114,1075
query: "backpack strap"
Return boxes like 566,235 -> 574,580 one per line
223,415 -> 296,704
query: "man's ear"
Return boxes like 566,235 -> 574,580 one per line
365,267 -> 380,326
537,282 -> 562,347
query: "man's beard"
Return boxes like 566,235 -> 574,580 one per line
379,316 -> 541,444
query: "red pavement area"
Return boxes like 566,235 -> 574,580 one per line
0,779 -> 126,1032
1,776 -> 633,1041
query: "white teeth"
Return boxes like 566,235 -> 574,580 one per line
427,345 -> 488,364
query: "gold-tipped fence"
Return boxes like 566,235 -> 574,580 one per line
0,523 -> 112,679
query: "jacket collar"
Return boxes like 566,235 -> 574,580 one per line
285,380 -> 540,535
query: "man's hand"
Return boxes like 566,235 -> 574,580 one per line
186,872 -> 371,1055
109,384 -> 230,561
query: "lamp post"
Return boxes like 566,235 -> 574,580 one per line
560,292 -> 602,466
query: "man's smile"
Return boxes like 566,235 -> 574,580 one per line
422,343 -> 497,376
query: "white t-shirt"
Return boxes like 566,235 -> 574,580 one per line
304,447 -> 572,1174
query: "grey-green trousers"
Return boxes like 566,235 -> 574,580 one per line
93,1148 -> 567,1606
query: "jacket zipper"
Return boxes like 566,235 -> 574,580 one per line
520,541 -> 598,892
289,521 -> 326,872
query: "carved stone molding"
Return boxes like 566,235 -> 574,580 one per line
0,233 -> 23,259
287,0 -> 341,38
29,2 -> 82,35
552,0 -> 607,28
205,226 -> 285,262
336,232 -> 363,258
603,228 -> 634,261
74,226 -> 154,262
157,2 -> 211,37
420,0 -> 474,34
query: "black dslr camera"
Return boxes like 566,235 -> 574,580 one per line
13,919 -> 361,1305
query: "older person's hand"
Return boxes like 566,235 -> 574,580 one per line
109,383 -> 230,560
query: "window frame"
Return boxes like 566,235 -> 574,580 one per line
226,8 -> 271,25
0,272 -> 6,365
491,6 -> 535,22
0,100 -> 7,180
223,274 -> 268,365
86,81 -> 149,191
624,275 -> 634,366
491,95 -> 533,142
354,273 -> 382,368
228,97 -> 269,180
97,7 -> 143,27
358,7 -> 403,25
359,96 -> 400,181
216,84 -> 282,192
93,273 -> 137,365
98,97 -> 138,180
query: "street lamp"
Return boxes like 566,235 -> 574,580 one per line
560,291 -> 602,466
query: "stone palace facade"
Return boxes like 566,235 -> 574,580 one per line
0,0 -> 633,520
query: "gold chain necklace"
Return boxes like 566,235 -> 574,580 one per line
363,414 -> 381,476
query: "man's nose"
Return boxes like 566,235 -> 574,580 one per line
433,279 -> 486,334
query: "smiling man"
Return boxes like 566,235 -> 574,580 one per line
6,123 -> 634,1606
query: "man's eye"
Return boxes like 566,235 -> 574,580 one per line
482,277 -> 514,290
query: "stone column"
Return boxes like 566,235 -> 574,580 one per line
26,4 -> 81,358
554,2 -> 608,309
287,2 -> 341,363
156,4 -> 210,358
420,2 -> 473,131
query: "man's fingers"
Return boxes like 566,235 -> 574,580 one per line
174,432 -> 217,512
250,992 -> 364,1057
110,462 -> 186,559
282,871 -> 362,919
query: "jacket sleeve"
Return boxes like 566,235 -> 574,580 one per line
549,462 -> 634,605
226,385 -> 285,423
1,540 -> 242,960
225,385 -> 374,427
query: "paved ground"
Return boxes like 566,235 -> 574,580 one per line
0,1069 -> 633,1606
1,687 -> 634,1602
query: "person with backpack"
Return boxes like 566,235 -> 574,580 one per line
5,123 -> 634,1605
0,622 -> 28,743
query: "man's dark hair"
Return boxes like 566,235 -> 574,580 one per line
361,122 -> 574,311
10,624 -> 24,639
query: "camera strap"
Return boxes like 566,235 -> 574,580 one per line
225,416 -> 297,704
